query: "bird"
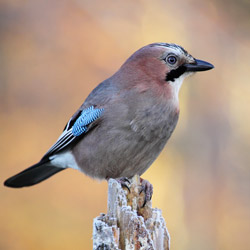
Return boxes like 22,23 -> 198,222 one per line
4,43 -> 214,200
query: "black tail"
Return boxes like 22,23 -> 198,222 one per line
4,161 -> 65,188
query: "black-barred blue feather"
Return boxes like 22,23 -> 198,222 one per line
72,106 -> 104,136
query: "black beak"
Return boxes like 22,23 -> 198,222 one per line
184,59 -> 214,72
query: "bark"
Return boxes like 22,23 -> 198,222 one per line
93,175 -> 170,250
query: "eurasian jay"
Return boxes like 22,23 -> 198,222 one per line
4,43 -> 214,200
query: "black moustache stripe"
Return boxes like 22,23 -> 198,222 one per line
165,65 -> 187,82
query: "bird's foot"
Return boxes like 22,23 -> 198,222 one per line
115,177 -> 131,193
139,177 -> 153,207
115,176 -> 153,208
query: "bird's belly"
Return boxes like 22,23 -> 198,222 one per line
72,113 -> 178,179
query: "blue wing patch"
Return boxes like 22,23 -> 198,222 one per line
72,106 -> 104,136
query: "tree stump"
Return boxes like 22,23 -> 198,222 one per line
93,175 -> 170,250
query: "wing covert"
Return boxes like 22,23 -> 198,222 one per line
42,106 -> 104,160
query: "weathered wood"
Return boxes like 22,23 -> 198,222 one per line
93,175 -> 170,250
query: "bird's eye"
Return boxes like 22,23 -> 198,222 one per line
166,55 -> 177,65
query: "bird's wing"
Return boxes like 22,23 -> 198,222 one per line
41,106 -> 104,160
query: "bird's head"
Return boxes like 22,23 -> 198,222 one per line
117,43 -> 214,101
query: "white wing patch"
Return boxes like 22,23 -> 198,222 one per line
49,151 -> 80,171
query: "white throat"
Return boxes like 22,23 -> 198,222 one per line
169,72 -> 192,101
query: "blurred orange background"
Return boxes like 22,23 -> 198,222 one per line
1,0 -> 250,249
